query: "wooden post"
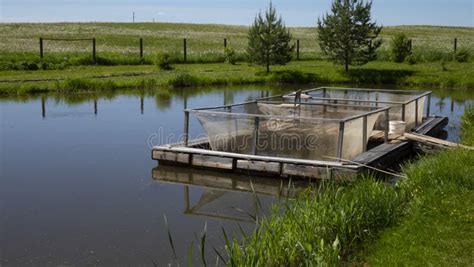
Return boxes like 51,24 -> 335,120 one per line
183,38 -> 187,63
39,37 -> 44,58
408,39 -> 412,52
454,38 -> 457,54
140,96 -> 144,114
296,39 -> 300,60
224,38 -> 227,49
94,100 -> 97,115
92,38 -> 96,64
139,38 -> 144,58
184,110 -> 189,147
337,121 -> 345,161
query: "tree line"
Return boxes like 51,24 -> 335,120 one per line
245,0 -> 470,73
247,0 -> 381,73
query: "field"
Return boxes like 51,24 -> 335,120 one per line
0,23 -> 473,66
0,23 -> 473,94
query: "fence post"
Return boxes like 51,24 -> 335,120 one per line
92,38 -> 96,64
39,37 -> 44,58
296,39 -> 300,60
454,37 -> 457,54
140,38 -> 144,58
224,38 -> 227,49
183,38 -> 187,63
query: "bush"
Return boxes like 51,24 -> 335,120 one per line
405,54 -> 416,65
455,48 -> 470,63
391,33 -> 412,63
224,47 -> 237,65
168,72 -> 200,87
156,53 -> 173,70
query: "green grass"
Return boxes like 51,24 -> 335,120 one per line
1,60 -> 473,95
226,107 -> 474,266
0,23 -> 472,69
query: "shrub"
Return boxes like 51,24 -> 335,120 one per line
224,47 -> 237,65
405,54 -> 416,65
455,48 -> 470,63
168,72 -> 200,87
156,53 -> 173,70
391,33 -> 412,63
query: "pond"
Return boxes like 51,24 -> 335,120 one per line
0,85 -> 472,265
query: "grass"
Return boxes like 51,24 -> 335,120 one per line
0,23 -> 473,69
1,60 -> 473,95
226,107 -> 474,266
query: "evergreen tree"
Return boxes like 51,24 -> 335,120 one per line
317,0 -> 382,72
247,3 -> 294,73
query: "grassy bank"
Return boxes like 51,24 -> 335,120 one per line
1,60 -> 473,95
226,108 -> 474,265
357,107 -> 474,266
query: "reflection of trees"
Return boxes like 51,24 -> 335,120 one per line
436,97 -> 446,113
155,91 -> 172,111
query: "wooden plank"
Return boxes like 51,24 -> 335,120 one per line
413,116 -> 448,136
192,155 -> 233,170
153,146 -> 357,168
282,164 -> 332,179
405,133 -> 473,150
352,142 -> 411,167
152,150 -> 190,164
236,160 -> 280,173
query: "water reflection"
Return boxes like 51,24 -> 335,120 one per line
152,165 -> 306,223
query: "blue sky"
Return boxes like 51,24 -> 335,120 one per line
1,0 -> 472,26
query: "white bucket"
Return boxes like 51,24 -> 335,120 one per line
389,121 -> 406,134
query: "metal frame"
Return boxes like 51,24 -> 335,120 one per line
274,87 -> 432,128
182,98 -> 390,161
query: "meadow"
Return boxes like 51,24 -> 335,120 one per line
0,23 -> 473,94
0,23 -> 473,68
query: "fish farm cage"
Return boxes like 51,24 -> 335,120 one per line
153,87 -> 447,180
269,87 -> 432,131
184,99 -> 390,161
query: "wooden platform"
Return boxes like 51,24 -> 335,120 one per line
152,116 -> 448,180
352,116 -> 449,169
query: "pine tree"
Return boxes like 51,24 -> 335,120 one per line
247,3 -> 294,73
317,0 -> 382,72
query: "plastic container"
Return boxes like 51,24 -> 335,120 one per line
389,120 -> 406,134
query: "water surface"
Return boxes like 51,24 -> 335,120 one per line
0,85 -> 472,265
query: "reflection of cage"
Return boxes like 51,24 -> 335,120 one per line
184,100 -> 389,161
271,87 -> 431,131
152,166 -> 304,222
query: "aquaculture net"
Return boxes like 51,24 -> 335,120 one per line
281,88 -> 427,130
191,101 -> 384,161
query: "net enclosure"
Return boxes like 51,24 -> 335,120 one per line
271,87 -> 431,131
185,100 -> 389,161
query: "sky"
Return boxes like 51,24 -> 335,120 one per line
0,0 -> 473,27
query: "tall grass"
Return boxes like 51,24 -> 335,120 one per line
227,178 -> 404,266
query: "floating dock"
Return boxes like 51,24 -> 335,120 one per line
152,88 -> 448,180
